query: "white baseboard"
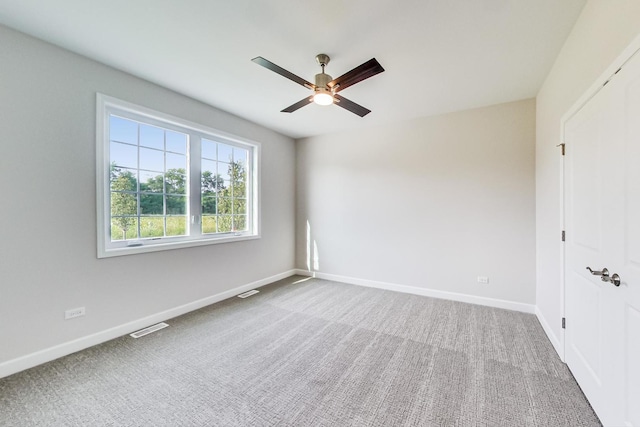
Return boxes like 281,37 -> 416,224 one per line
294,269 -> 536,314
0,270 -> 297,379
535,306 -> 564,361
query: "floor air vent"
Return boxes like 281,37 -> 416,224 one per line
237,290 -> 260,298
130,322 -> 169,338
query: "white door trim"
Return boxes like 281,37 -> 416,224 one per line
559,139 -> 566,362
558,33 -> 640,364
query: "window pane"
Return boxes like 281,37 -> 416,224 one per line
166,216 -> 187,236
139,147 -> 164,172
166,196 -> 186,215
218,144 -> 233,162
202,215 -> 216,234
165,171 -> 186,195
218,167 -> 231,182
230,180 -> 246,198
166,153 -> 186,171
140,216 -> 164,238
111,192 -> 137,216
233,147 -> 248,166
229,161 -> 244,183
139,171 -> 163,192
110,168 -> 137,192
202,159 -> 216,174
218,215 -> 232,232
140,194 -> 163,215
110,116 -> 137,144
217,197 -> 232,214
202,170 -> 223,194
111,217 -> 138,241
110,142 -> 138,169
202,139 -> 216,160
202,196 -> 216,214
231,160 -> 247,197
139,124 -> 164,150
234,215 -> 247,231
166,131 -> 187,154
233,199 -> 246,214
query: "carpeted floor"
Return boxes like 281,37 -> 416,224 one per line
0,276 -> 601,426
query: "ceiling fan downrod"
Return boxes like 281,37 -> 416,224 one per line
315,53 -> 333,89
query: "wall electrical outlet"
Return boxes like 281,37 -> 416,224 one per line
477,276 -> 489,284
65,307 -> 86,320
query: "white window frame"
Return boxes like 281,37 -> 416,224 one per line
96,93 -> 260,258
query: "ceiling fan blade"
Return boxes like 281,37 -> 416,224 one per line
252,57 -> 315,89
281,97 -> 313,113
327,58 -> 384,93
333,94 -> 371,117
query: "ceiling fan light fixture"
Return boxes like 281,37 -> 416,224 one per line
313,88 -> 334,106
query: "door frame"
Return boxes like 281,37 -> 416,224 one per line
559,34 -> 640,362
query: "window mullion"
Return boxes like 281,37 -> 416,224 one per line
136,123 -> 142,240
189,134 -> 202,238
247,147 -> 253,234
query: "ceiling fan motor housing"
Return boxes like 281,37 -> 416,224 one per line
315,72 -> 333,90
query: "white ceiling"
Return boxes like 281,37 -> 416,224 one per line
0,0 -> 585,139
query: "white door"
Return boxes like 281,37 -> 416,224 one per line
564,49 -> 640,426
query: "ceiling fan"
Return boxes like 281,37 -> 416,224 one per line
251,54 -> 385,117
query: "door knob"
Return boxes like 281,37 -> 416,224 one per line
586,267 -> 609,277
602,273 -> 622,287
586,267 -> 621,287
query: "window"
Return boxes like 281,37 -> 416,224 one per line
97,94 -> 259,258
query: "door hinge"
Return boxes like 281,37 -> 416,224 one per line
562,318 -> 566,329
562,230 -> 565,242
557,143 -> 565,156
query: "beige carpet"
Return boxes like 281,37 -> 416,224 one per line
0,276 -> 600,426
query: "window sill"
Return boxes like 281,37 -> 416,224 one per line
98,233 -> 260,258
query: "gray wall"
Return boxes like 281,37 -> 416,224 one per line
0,25 -> 295,365
536,0 -> 640,350
296,99 -> 536,305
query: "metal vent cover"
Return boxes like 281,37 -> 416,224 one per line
130,322 -> 169,338
237,290 -> 259,299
